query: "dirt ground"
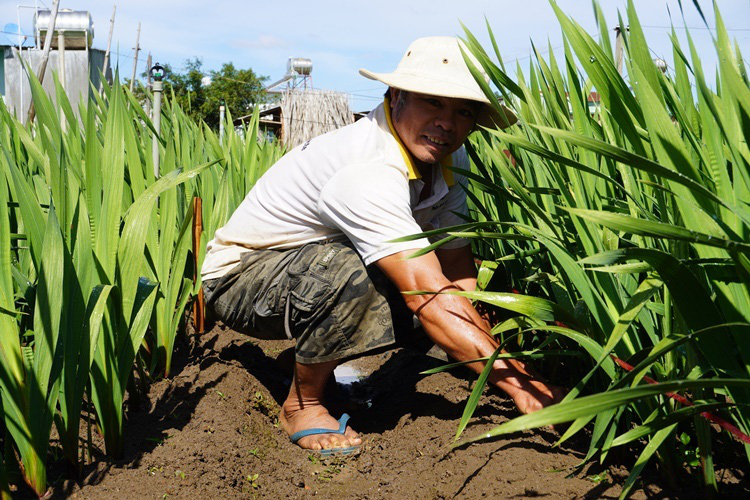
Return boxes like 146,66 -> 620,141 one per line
37,323 -> 748,499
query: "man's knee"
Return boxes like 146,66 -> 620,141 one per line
203,249 -> 292,339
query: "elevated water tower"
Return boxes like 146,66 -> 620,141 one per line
3,8 -> 107,122
35,9 -> 94,50
266,57 -> 313,94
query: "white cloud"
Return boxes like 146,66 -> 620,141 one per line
230,35 -> 288,50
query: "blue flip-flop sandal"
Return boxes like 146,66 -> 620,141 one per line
289,413 -> 360,456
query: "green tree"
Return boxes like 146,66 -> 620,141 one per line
131,58 -> 270,129
202,63 -> 269,129
165,57 -> 206,120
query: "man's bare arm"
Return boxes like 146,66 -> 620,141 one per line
435,245 -> 477,292
435,244 -> 550,382
376,250 -> 563,414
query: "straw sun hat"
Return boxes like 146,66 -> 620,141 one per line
359,36 -> 517,129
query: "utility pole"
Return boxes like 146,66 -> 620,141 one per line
27,0 -> 60,125
145,52 -> 152,115
101,5 -> 116,89
146,53 -> 152,88
130,22 -> 141,92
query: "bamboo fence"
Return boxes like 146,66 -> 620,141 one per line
280,89 -> 353,148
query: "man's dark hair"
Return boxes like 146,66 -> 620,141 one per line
384,87 -> 411,100
386,87 -> 411,122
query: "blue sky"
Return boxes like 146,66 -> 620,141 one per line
2,0 -> 748,111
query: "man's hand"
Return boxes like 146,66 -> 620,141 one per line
503,375 -> 567,415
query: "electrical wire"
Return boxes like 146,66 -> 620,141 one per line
343,39 -> 585,102
343,87 -> 385,93
642,24 -> 750,32
109,48 -> 150,64
240,115 -> 364,127
503,33 -> 602,66
348,93 -> 383,100
0,29 -> 35,38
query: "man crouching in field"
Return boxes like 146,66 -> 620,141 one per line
201,37 -> 564,455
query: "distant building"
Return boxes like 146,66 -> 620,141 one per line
236,90 -> 354,148
0,26 -> 34,102
235,57 -> 354,147
1,9 -> 110,124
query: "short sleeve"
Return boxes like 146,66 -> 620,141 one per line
318,164 -> 431,265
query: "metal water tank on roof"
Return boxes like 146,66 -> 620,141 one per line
287,58 -> 312,76
35,9 -> 94,49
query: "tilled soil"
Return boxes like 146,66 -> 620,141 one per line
45,323 -> 748,499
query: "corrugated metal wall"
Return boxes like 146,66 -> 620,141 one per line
0,49 -> 5,97
3,47 -> 108,123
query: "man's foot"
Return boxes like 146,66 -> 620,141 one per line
280,400 -> 362,451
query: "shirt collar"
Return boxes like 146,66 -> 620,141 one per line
382,97 -> 455,187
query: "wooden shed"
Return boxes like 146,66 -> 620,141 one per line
235,89 -> 354,149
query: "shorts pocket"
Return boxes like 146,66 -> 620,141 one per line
287,272 -> 336,333
289,272 -> 333,311
252,275 -> 283,318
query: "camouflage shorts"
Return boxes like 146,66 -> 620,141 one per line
203,241 -> 431,364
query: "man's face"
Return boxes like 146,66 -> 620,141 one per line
390,88 -> 480,168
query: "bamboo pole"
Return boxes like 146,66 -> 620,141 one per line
129,22 -> 141,92
27,0 -> 60,125
101,5 -> 116,89
192,197 -> 205,333
59,31 -> 66,132
58,32 -> 65,90
615,25 -> 624,76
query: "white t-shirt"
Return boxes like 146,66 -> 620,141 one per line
201,100 -> 471,281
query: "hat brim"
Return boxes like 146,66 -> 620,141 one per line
359,68 -> 517,130
476,103 -> 518,130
